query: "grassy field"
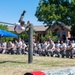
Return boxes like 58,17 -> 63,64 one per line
0,54 -> 75,75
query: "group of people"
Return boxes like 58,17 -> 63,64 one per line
33,37 -> 75,59
0,38 -> 27,55
0,37 -> 75,59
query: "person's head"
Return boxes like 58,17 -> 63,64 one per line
71,40 -> 74,43
20,21 -> 25,26
43,40 -> 46,43
2,40 -> 5,43
37,41 -> 40,44
60,40 -> 64,44
22,40 -> 25,43
27,21 -> 30,25
48,36 -> 50,39
19,37 -> 21,41
68,41 -> 72,45
15,40 -> 18,43
24,72 -> 32,75
57,40 -> 60,43
66,37 -> 68,40
9,41 -> 12,44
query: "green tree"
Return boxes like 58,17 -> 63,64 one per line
41,30 -> 57,42
35,0 -> 75,26
17,31 -> 29,41
17,30 -> 38,41
0,24 -> 8,30
70,25 -> 75,37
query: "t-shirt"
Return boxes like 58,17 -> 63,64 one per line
18,41 -> 22,49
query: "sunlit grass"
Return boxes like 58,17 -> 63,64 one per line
0,54 -> 75,75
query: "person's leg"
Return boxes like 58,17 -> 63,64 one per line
66,50 -> 69,58
70,50 -> 73,59
11,49 -> 14,55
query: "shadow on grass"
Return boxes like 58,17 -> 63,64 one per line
0,60 -> 27,64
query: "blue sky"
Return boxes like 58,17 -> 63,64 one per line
0,0 -> 43,26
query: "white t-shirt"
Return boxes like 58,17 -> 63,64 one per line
55,43 -> 60,48
22,43 -> 27,49
72,43 -> 75,50
2,42 -> 7,50
18,41 -> 22,49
